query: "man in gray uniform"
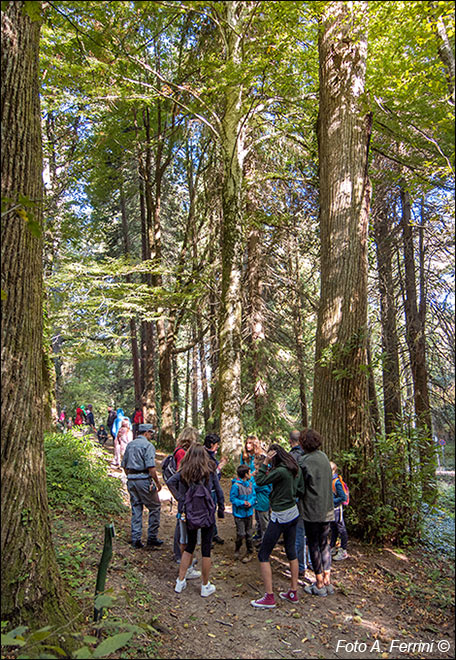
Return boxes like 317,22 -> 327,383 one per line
122,423 -> 164,549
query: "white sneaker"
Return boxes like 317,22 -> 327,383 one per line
175,577 -> 187,593
333,549 -> 348,561
201,582 -> 216,597
186,566 -> 202,579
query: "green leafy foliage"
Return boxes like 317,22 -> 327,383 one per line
44,432 -> 126,518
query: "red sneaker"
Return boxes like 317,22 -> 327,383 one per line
279,589 -> 299,603
250,593 -> 276,608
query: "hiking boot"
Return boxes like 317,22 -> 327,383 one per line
251,593 -> 276,609
330,546 -> 339,556
186,566 -> 201,580
242,553 -> 253,564
175,577 -> 187,594
146,538 -> 164,547
234,551 -> 240,560
132,540 -> 144,549
201,582 -> 216,597
304,583 -> 327,597
213,535 -> 224,545
325,583 -> 335,595
279,589 -> 299,603
333,549 -> 348,561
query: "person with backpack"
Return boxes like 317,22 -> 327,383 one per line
289,429 -> 310,580
203,433 -> 226,545
230,465 -> 256,563
162,427 -> 199,564
329,461 -> 349,561
168,444 -> 225,597
251,444 -> 305,609
297,429 -> 335,597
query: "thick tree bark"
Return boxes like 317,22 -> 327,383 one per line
1,1 -> 76,632
312,1 -> 371,461
372,181 -> 402,435
400,186 -> 436,503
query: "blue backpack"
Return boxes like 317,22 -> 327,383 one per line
185,481 -> 216,530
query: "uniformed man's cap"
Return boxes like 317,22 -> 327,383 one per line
138,423 -> 154,433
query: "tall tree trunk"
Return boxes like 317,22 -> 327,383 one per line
218,2 -> 247,456
191,328 -> 199,428
120,179 -> 141,405
400,186 -> 436,503
172,354 -> 181,435
372,181 -> 402,435
247,223 -> 269,431
197,317 -> 211,432
312,1 -> 371,463
286,235 -> 308,428
1,1 -> 75,632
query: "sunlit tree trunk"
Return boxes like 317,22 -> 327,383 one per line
1,0 -> 76,632
312,1 -> 371,462
400,186 -> 436,503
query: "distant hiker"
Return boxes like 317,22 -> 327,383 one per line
329,461 -> 349,561
67,416 -> 73,430
97,425 -> 108,446
74,407 -> 84,426
86,404 -> 96,432
132,406 -> 144,438
289,429 -> 309,579
251,444 -> 305,609
112,408 -> 131,439
298,429 -> 335,597
168,444 -> 224,597
107,406 -> 117,442
121,423 -> 163,549
203,433 -> 226,546
230,465 -> 256,563
112,418 -> 133,468
167,427 -> 200,564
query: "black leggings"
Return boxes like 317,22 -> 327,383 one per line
304,521 -> 331,574
258,516 -> 298,563
185,524 -> 214,558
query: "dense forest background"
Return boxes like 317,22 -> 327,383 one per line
1,0 -> 454,648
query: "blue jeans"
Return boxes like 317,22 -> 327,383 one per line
296,517 -> 308,572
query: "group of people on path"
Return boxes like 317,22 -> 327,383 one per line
117,420 -> 349,606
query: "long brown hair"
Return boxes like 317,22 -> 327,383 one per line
179,444 -> 214,485
242,435 -> 262,461
268,443 -> 299,477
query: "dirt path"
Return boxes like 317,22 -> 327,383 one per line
77,447 -> 454,659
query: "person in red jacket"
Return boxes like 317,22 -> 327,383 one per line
132,406 -> 144,438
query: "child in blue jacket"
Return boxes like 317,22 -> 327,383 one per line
230,465 -> 256,563
253,478 -> 272,546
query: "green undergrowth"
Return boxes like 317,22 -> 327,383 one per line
44,431 -> 127,518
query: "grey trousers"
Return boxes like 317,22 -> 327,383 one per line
127,477 -> 161,543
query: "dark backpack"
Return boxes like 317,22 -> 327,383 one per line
161,450 -> 178,484
184,481 -> 216,530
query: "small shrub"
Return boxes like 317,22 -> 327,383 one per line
44,432 -> 126,518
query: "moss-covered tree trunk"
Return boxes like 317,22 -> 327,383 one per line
1,1 -> 76,633
312,1 -> 371,461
